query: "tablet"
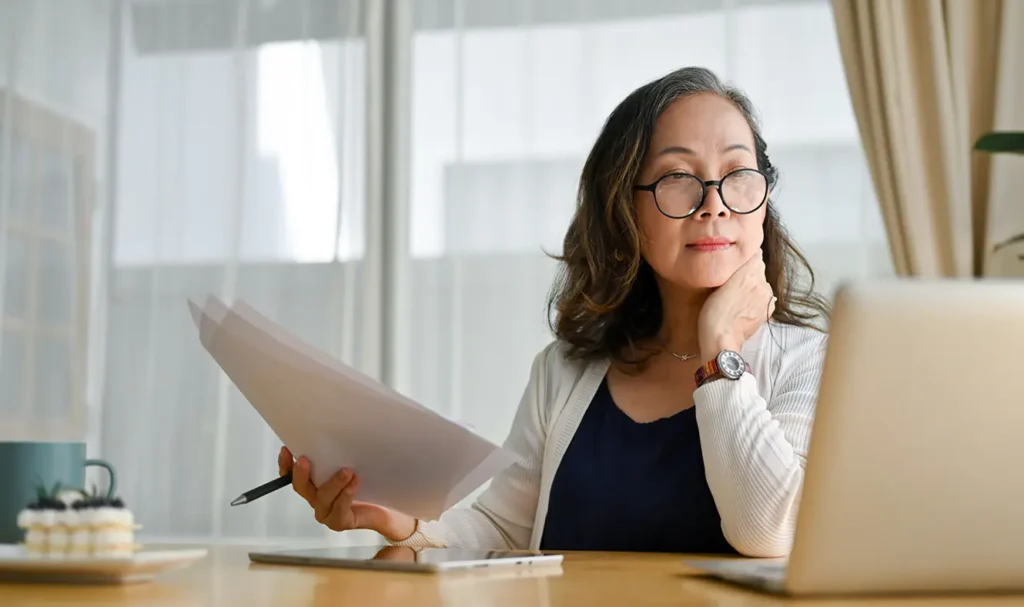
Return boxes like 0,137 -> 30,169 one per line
248,545 -> 564,573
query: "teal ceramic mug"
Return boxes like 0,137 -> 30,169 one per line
0,441 -> 117,544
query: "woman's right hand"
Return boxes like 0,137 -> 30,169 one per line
279,446 -> 418,543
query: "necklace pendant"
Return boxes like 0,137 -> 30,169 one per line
671,352 -> 698,361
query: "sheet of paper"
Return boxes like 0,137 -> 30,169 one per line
188,295 -> 517,520
192,296 -> 432,414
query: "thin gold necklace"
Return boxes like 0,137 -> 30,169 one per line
670,351 -> 699,361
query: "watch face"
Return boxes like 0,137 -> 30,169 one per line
717,350 -> 745,379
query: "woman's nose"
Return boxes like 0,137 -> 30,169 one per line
697,184 -> 730,218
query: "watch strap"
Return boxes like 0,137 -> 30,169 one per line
694,357 -> 752,388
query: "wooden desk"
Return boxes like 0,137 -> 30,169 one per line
0,544 -> 1020,606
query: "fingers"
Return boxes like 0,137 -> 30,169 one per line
290,456 -> 361,529
278,447 -> 294,477
291,457 -> 317,503
323,474 -> 361,529
730,248 -> 765,283
753,248 -> 766,272
313,468 -> 355,523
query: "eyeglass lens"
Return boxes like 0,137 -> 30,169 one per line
655,169 -> 767,218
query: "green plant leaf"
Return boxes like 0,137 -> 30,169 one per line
993,233 -> 1024,252
974,132 -> 1024,154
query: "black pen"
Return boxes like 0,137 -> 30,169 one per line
230,472 -> 293,506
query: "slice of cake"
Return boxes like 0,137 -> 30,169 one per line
83,497 -> 138,557
16,483 -> 68,557
16,484 -> 141,558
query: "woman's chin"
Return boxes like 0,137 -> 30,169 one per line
652,257 -> 742,291
674,270 -> 734,290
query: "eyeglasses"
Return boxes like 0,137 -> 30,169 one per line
633,168 -> 769,219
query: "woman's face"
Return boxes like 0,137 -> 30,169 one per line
634,93 -> 768,290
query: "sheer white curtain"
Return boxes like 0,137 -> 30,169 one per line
0,0 -> 892,544
106,0 -> 375,542
0,0 -> 101,464
0,0 -> 114,453
1,0 -> 378,544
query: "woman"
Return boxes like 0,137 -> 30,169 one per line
280,66 -> 830,558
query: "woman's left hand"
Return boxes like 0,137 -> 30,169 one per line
697,250 -> 775,361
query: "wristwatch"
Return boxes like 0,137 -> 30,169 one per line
694,350 -> 750,388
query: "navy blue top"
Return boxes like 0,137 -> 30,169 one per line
539,377 -> 737,554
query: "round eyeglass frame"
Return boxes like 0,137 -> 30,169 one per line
633,168 -> 769,219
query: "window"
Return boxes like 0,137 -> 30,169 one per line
0,0 -> 896,541
399,0 -> 893,448
0,90 -> 93,440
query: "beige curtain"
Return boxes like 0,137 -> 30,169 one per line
831,0 -> 1024,278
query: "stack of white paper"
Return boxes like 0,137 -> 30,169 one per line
188,295 -> 516,521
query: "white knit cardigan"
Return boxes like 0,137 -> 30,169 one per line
392,321 -> 828,557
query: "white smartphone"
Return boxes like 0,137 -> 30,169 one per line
248,545 -> 564,573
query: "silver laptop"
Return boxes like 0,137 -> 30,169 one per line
688,278 -> 1024,596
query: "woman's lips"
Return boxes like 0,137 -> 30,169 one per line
686,239 -> 734,252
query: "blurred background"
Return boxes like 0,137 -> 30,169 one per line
0,0 -> 970,545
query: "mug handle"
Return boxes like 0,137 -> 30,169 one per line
84,459 -> 118,500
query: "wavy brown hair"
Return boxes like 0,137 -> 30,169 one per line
547,67 -> 830,365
